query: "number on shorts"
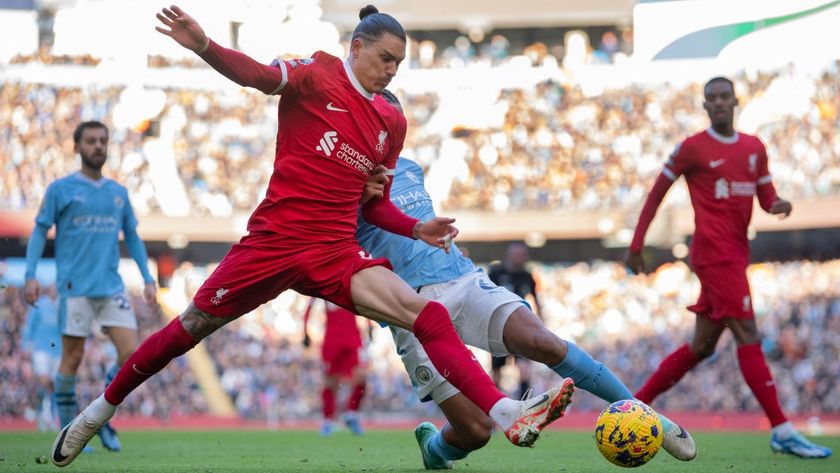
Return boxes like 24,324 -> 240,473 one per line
114,294 -> 131,310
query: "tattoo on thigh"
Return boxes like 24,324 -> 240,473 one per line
180,306 -> 231,339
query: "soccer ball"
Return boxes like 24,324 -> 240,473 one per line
594,400 -> 663,467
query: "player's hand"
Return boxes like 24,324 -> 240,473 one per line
361,165 -> 389,205
625,251 -> 646,275
769,199 -> 792,218
413,217 -> 458,253
143,282 -> 158,305
303,333 -> 311,348
155,5 -> 209,54
23,279 -> 40,306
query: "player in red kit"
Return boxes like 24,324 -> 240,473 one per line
303,299 -> 369,436
52,5 -> 573,467
626,77 -> 831,459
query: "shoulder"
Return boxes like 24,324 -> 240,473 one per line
684,131 -> 709,148
398,157 -> 423,174
46,174 -> 75,195
374,96 -> 404,124
739,132 -> 765,148
103,178 -> 128,194
52,173 -> 77,187
309,51 -> 341,69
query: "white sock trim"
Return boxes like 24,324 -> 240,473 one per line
772,421 -> 795,439
488,398 -> 519,431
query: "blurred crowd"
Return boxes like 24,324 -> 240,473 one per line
0,285 -> 205,421
11,27 -> 629,70
2,61 -> 839,215
2,259 -> 838,423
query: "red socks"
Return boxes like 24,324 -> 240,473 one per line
322,388 -> 336,419
412,302 -> 505,413
737,343 -> 787,427
104,317 -> 199,405
346,383 -> 365,412
635,344 -> 700,404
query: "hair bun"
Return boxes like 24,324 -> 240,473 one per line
359,5 -> 379,20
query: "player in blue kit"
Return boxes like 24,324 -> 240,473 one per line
24,121 -> 157,453
355,91 -> 697,469
21,285 -> 62,431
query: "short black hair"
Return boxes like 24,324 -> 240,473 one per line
73,121 -> 108,144
352,5 -> 406,44
704,76 -> 734,93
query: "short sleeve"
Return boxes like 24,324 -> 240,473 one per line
756,141 -> 773,186
662,140 -> 694,181
269,55 -> 319,97
35,183 -> 59,228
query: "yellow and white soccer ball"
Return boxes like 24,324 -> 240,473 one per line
594,400 -> 663,467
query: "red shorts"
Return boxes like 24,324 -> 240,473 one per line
687,262 -> 753,321
193,232 -> 391,318
322,339 -> 362,377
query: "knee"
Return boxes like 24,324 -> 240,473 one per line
62,348 -> 85,371
457,417 -> 494,450
180,305 -> 225,340
517,331 -> 566,366
690,344 -> 715,360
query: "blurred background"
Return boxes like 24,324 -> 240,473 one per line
1,0 -> 838,429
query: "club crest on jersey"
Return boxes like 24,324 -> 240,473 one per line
376,129 -> 388,154
749,153 -> 757,174
211,288 -> 229,305
714,178 -> 729,199
415,366 -> 433,384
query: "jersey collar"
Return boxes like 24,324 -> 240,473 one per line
706,127 -> 739,145
73,171 -> 107,188
343,59 -> 374,101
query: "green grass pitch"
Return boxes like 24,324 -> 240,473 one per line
1,430 -> 837,472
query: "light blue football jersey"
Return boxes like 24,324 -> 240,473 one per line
356,158 -> 475,288
22,295 -> 62,354
33,172 -> 139,297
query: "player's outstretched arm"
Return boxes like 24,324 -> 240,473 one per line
155,5 -> 282,94
412,218 -> 458,253
155,6 -> 208,53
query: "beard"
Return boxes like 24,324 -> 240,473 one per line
81,152 -> 106,170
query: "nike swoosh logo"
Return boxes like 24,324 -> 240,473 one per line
52,428 -> 70,464
528,394 -> 549,410
326,102 -> 349,112
710,159 -> 725,168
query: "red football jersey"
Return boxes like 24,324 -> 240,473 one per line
246,51 -> 407,241
664,128 -> 773,267
324,301 -> 362,348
